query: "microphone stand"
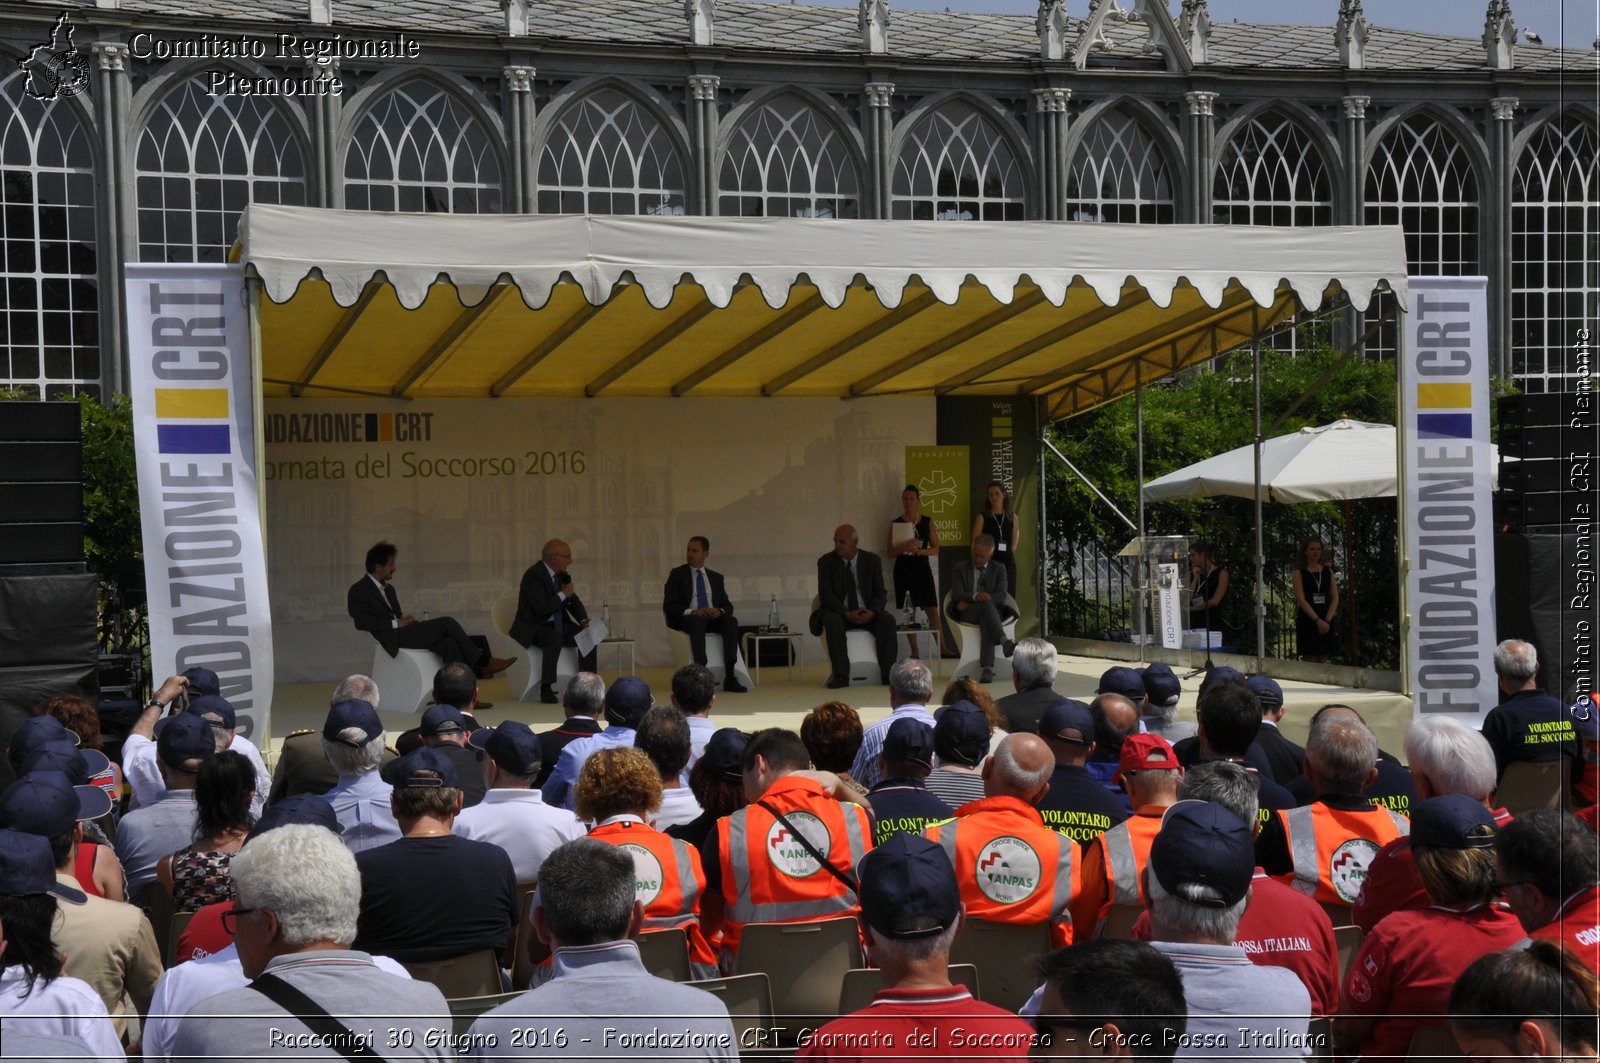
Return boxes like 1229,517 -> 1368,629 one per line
1183,572 -> 1216,679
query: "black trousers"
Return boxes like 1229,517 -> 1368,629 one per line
392,616 -> 488,669
669,612 -> 741,668
527,621 -> 597,686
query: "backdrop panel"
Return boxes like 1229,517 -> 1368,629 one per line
266,397 -> 934,682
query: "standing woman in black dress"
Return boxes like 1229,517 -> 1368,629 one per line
1187,542 -> 1228,633
972,481 -> 1019,600
1293,536 -> 1339,662
888,484 -> 943,657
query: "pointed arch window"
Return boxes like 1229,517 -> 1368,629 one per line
720,95 -> 860,219
343,81 -> 502,213
136,75 -> 305,263
538,87 -> 685,215
1065,108 -> 1175,224
0,71 -> 98,398
1213,112 -> 1334,226
891,101 -> 1026,221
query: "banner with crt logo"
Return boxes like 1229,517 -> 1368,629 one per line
127,263 -> 273,740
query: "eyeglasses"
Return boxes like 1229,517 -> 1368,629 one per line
221,906 -> 261,935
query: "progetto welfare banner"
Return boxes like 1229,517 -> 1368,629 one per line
1400,276 -> 1496,726
127,263 -> 273,740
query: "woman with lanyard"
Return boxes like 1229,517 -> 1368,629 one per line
888,484 -> 943,659
1187,541 -> 1228,634
971,481 -> 1019,603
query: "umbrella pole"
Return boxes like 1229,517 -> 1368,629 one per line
1344,498 -> 1358,661
1253,308 -> 1266,672
1136,377 -> 1146,660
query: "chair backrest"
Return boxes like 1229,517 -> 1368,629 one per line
142,881 -> 176,961
449,991 -> 522,1038
1333,924 -> 1364,980
947,917 -> 1051,1012
734,917 -> 862,1037
1496,758 -> 1573,815
1306,1016 -> 1333,1063
1319,900 -> 1353,926
166,910 -> 196,966
685,973 -> 773,1052
402,949 -> 504,1000
509,882 -> 539,990
635,928 -> 692,982
836,964 -> 981,1015
491,592 -> 517,638
1099,904 -> 1144,940
1408,1023 -> 1462,1062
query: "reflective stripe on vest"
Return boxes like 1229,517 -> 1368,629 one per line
640,837 -> 701,932
1048,831 -> 1075,926
724,801 -> 867,925
1284,805 -> 1321,898
1101,827 -> 1141,907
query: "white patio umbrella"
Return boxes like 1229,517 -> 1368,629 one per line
1141,417 -> 1501,660
1142,418 -> 1500,503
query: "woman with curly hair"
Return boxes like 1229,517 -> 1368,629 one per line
800,700 -> 868,799
156,748 -> 255,912
575,747 -> 718,978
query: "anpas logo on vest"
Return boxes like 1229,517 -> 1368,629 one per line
619,843 -> 665,906
974,835 -> 1042,904
765,811 -> 832,879
1329,838 -> 1381,904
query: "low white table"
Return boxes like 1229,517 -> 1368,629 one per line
895,625 -> 943,676
741,630 -> 804,685
598,637 -> 636,677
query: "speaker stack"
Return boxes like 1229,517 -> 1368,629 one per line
1496,394 -> 1599,531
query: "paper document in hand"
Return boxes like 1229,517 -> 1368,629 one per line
891,521 -> 918,546
575,619 -> 608,656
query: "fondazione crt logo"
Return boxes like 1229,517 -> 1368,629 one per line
21,13 -> 90,101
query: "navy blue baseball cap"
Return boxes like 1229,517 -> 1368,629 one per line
933,700 -> 990,764
247,794 -> 343,842
0,771 -> 113,837
19,740 -> 109,783
381,746 -> 459,789
0,828 -> 84,902
1039,698 -> 1094,745
1142,664 -> 1182,709
1149,800 -> 1254,908
420,704 -> 466,738
1410,794 -> 1497,850
857,833 -> 960,940
1245,674 -> 1283,712
470,720 -> 542,776
182,667 -> 221,697
1198,666 -> 1245,698
1097,665 -> 1146,702
883,718 -> 935,769
604,677 -> 654,727
185,695 -> 236,731
700,728 -> 750,781
8,716 -> 73,767
156,712 -> 215,771
323,700 -> 383,747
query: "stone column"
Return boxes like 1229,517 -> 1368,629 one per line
1488,96 -> 1519,380
1031,87 -> 1070,220
504,65 -> 536,213
1183,90 -> 1217,225
92,42 -> 131,394
304,56 -> 341,207
864,81 -> 895,219
688,73 -> 720,215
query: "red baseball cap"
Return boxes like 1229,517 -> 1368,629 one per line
1118,732 -> 1178,776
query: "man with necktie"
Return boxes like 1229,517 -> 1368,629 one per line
508,539 -> 599,704
662,536 -> 747,693
946,534 -> 1017,684
811,523 -> 897,689
347,541 -> 512,680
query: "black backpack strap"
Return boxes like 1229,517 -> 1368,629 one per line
248,972 -> 389,1063
757,799 -> 859,894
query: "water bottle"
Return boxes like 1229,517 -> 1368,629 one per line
601,600 -> 611,630
767,595 -> 781,631
902,592 -> 915,628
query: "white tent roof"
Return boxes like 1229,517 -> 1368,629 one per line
237,206 -> 1410,416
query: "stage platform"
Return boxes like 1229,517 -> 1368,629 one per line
256,652 -> 1415,768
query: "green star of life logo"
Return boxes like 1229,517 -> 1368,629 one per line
918,469 -> 958,515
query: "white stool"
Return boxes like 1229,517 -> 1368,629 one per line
665,627 -> 754,690
492,591 -> 581,702
810,596 -> 882,686
944,591 -> 1018,682
370,646 -> 442,715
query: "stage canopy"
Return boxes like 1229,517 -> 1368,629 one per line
237,205 -> 1411,420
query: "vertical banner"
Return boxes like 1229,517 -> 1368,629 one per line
904,445 -> 971,548
127,264 -> 273,740
1155,562 -> 1183,649
1400,276 -> 1496,725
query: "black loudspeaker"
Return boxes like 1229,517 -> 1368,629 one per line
1498,394 -> 1596,428
1499,424 -> 1565,460
0,572 -> 99,789
1498,532 -> 1600,702
1499,458 -> 1565,495
0,402 -> 84,574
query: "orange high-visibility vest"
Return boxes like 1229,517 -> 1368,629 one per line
926,795 -> 1081,947
590,817 -> 715,967
1071,807 -> 1164,939
717,774 -> 872,957
1277,801 -> 1409,907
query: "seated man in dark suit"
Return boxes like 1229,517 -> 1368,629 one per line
946,535 -> 1017,684
508,539 -> 598,705
662,536 -> 746,693
811,523 -> 897,689
347,542 -> 512,680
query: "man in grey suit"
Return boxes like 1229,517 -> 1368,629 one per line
811,523 -> 898,689
464,838 -> 737,1061
947,534 -> 1017,683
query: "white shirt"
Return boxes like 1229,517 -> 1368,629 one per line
685,715 -> 716,770
324,771 -> 401,853
140,944 -> 411,1063
123,730 -> 271,819
453,787 -> 584,882
0,968 -> 123,1063
685,567 -> 710,614
652,786 -> 703,832
370,572 -> 399,628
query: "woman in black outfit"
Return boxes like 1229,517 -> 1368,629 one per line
888,484 -> 943,657
1187,542 -> 1228,633
1293,536 -> 1339,662
972,481 -> 1019,600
